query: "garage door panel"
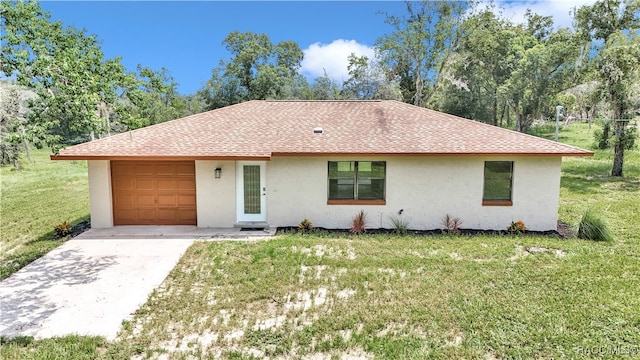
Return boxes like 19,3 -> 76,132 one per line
176,163 -> 195,176
135,179 -> 155,191
135,164 -> 155,176
177,179 -> 196,190
156,164 -> 176,176
113,178 -> 134,191
137,209 -> 157,222
136,194 -> 156,206
114,192 -> 136,207
157,179 -> 176,190
157,194 -> 177,206
177,209 -> 197,221
112,161 -> 196,225
177,194 -> 196,206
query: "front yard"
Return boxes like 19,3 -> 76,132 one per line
1,122 -> 639,359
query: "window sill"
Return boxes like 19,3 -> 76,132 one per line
327,199 -> 386,205
482,200 -> 513,206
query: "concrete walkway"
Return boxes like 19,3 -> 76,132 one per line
0,226 -> 276,340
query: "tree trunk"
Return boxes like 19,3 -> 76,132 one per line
611,120 -> 625,177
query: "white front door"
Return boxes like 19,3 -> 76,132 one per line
236,161 -> 266,222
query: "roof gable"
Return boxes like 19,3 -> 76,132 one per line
53,100 -> 593,160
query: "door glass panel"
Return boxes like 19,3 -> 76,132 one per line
244,165 -> 261,214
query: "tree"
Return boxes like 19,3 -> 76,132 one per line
121,65 -> 189,129
436,10 -> 517,125
311,71 -> 341,100
575,0 -> 640,176
1,0 -> 131,151
500,13 -> 581,132
200,31 -> 305,109
0,86 -> 25,169
342,54 -> 402,100
376,0 -> 475,107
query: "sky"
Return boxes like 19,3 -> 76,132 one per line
38,1 -> 595,95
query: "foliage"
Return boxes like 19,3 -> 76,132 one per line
578,210 -> 614,242
0,86 -> 27,167
297,218 -> 313,233
388,215 -> 409,235
507,220 -> 527,234
199,31 -> 305,109
575,0 -> 640,177
342,54 -> 402,100
441,214 -> 463,234
376,0 -> 474,106
593,120 -> 612,149
0,0 -> 137,152
350,210 -> 367,235
54,221 -> 71,238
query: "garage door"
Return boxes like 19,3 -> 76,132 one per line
111,161 -> 196,225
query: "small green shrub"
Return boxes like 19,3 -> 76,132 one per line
298,218 -> 313,233
389,215 -> 409,235
593,120 -> 611,149
441,214 -> 463,234
350,210 -> 367,235
54,221 -> 71,238
578,210 -> 613,242
507,220 -> 526,234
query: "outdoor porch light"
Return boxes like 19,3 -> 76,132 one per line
215,167 -> 222,179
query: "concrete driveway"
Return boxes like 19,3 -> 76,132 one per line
0,233 -> 196,340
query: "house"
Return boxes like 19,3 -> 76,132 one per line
51,100 -> 593,231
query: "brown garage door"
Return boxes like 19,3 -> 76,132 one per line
111,161 -> 197,225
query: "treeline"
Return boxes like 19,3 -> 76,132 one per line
1,0 -> 639,175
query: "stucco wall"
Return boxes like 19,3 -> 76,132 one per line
195,160 -> 236,227
87,160 -> 113,228
266,156 -> 562,231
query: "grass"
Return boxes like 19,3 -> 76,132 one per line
1,121 -> 639,359
0,148 -> 89,279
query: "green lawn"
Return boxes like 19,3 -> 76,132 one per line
1,122 -> 639,359
0,149 -> 89,279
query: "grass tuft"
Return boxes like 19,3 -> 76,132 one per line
577,209 -> 614,242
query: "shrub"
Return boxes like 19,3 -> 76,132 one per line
441,214 -> 463,234
350,210 -> 367,235
389,215 -> 409,235
54,221 -> 71,238
507,220 -> 526,234
298,218 -> 313,233
593,120 -> 611,149
578,210 -> 613,242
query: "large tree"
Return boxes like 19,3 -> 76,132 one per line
575,0 -> 640,177
200,31 -> 305,109
1,0 -> 132,151
375,0 -> 475,107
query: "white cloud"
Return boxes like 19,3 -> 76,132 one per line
496,0 -> 596,28
300,39 -> 375,84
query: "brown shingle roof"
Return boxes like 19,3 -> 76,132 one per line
52,100 -> 593,160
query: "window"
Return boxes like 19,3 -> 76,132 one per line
328,161 -> 385,204
483,161 -> 513,206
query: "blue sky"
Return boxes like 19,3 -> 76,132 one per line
39,1 -> 591,95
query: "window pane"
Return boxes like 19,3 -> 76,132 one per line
483,161 -> 513,201
329,179 -> 354,199
357,178 -> 385,199
329,161 -> 355,179
357,161 -> 385,178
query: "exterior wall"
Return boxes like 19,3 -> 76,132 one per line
266,156 -> 562,231
87,160 -> 113,228
195,160 -> 236,227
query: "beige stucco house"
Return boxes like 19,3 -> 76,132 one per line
52,100 -> 592,231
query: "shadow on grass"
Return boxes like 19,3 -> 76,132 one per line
1,215 -> 90,281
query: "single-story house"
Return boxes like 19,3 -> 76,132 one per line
51,100 -> 593,231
